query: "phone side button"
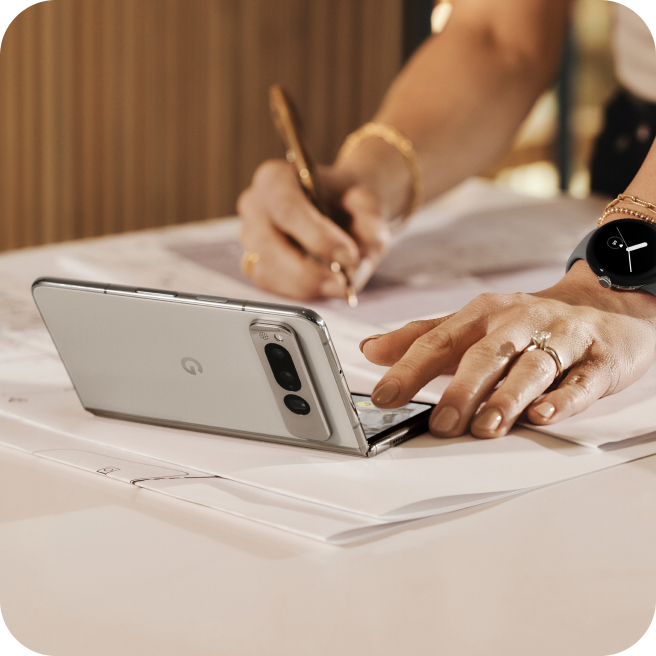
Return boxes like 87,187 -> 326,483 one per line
135,290 -> 178,298
196,295 -> 230,304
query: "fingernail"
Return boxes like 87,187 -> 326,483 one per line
353,257 -> 374,289
320,276 -> 344,298
532,401 -> 555,421
372,380 -> 399,405
430,405 -> 460,434
359,335 -> 382,352
472,407 -> 503,432
332,247 -> 358,269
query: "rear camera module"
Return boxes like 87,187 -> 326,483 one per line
264,343 -> 301,392
284,394 -> 311,415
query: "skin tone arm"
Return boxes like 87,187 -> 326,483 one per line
238,0 -> 573,299
362,140 -> 656,438
240,0 -> 656,438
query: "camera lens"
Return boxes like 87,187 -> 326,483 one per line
284,394 -> 310,415
264,343 -> 301,392
269,346 -> 287,359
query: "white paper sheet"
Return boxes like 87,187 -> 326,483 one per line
2,179 -> 655,544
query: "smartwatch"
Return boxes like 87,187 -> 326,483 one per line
567,218 -> 656,294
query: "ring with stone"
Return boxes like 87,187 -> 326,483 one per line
524,330 -> 564,380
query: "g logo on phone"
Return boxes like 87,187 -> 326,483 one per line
181,357 -> 203,375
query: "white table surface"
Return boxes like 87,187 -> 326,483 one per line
1,181 -> 655,655
1,442 -> 655,655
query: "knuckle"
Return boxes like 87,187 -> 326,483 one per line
415,329 -> 456,355
442,380 -> 477,405
471,292 -> 506,310
495,387 -> 524,411
394,359 -> 424,379
561,369 -> 597,399
530,352 -> 556,379
253,159 -> 292,186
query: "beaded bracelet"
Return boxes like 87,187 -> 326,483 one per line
598,194 -> 656,226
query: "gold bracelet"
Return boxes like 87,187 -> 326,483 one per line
338,122 -> 424,223
598,206 -> 656,227
598,194 -> 656,226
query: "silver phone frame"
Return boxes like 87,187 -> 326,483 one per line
32,277 -> 429,457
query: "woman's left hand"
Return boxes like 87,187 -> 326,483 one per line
361,261 -> 656,438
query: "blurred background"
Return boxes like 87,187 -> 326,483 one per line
0,0 -> 618,253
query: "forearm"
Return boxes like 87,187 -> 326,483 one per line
335,0 -> 571,218
624,139 -> 656,203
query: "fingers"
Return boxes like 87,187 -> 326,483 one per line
240,208 -> 343,299
360,316 -> 454,366
370,308 -> 491,408
238,160 -> 392,299
430,326 -> 581,438
427,326 -> 533,437
241,160 -> 360,269
526,361 -> 611,426
467,348 -> 562,438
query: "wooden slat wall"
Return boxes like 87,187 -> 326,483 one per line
0,0 -> 403,251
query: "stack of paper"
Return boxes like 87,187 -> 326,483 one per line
2,179 -> 655,544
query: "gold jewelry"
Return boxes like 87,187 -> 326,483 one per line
338,122 -> 424,223
240,251 -> 260,278
598,194 -> 656,226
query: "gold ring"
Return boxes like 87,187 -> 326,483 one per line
240,251 -> 260,278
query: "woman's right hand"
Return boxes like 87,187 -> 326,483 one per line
236,160 -> 393,300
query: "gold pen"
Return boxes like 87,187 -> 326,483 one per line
269,84 -> 358,308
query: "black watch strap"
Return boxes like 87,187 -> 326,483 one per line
566,230 -> 594,272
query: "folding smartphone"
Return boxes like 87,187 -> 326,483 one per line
32,278 -> 433,457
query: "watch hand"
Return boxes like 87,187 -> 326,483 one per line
626,242 -> 648,252
628,250 -> 632,273
616,227 -> 628,247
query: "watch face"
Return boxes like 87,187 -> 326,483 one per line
586,218 -> 656,287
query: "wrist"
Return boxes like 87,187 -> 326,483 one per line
333,131 -> 415,222
555,261 -> 656,331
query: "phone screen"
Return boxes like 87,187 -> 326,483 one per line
351,394 -> 433,441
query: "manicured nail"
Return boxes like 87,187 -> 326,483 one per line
320,276 -> 344,298
372,380 -> 399,405
430,405 -> 460,434
531,401 -> 555,421
472,407 -> 503,432
353,257 -> 374,289
332,247 -> 358,269
359,335 -> 382,352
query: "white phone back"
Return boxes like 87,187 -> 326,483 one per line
32,279 -> 369,456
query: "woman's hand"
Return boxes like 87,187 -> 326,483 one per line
237,160 -> 393,300
361,261 -> 656,438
